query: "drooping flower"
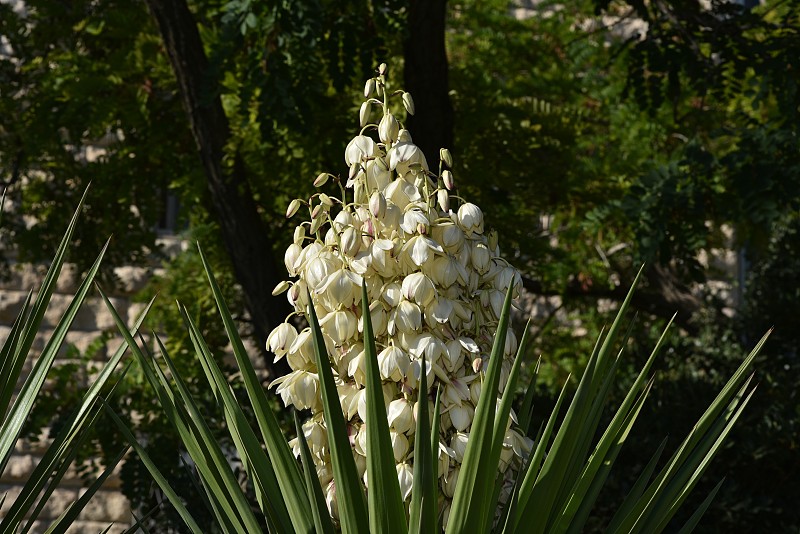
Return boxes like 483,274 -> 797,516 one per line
269,64 -> 526,521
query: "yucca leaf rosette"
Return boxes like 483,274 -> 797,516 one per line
268,65 -> 532,523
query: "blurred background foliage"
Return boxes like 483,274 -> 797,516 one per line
2,0 -> 799,530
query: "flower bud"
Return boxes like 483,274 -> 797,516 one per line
319,308 -> 357,345
359,101 -> 371,127
284,244 -> 301,275
432,222 -> 464,252
325,480 -> 338,520
472,357 -> 483,374
332,210 -> 354,232
308,216 -> 323,235
364,78 -> 375,98
382,282 -> 402,307
450,432 -> 469,462
293,225 -> 305,245
395,300 -> 422,332
402,92 -> 415,115
345,135 -> 376,166
340,227 -> 361,257
440,148 -> 453,168
286,198 -> 301,218
378,112 -> 400,144
437,188 -> 450,212
369,190 -> 386,218
287,281 -> 302,307
378,344 -> 409,381
468,376 -> 482,406
314,172 -> 329,187
318,193 -> 333,207
378,62 -> 388,75
487,229 -> 499,251
359,301 -> 387,337
272,280 -> 291,296
442,169 -> 454,191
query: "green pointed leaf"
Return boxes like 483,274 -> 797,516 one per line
179,305 -> 296,532
517,356 -> 541,437
195,245 -> 312,529
361,283 -> 406,534
305,294 -> 368,533
606,437 -> 668,532
44,446 -> 129,534
409,354 -> 432,534
557,317 -> 675,533
7,186 -> 91,399
428,387 -> 442,532
479,319 -> 531,531
153,335 -> 263,534
295,411 -> 336,534
510,374 -> 571,530
447,282 -> 514,533
676,478 -> 725,534
98,286 -> 254,533
0,291 -> 32,415
104,405 -> 204,534
0,238 -> 108,475
644,385 -> 757,533
611,330 -> 768,533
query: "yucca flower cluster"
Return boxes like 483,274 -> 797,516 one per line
268,64 -> 531,524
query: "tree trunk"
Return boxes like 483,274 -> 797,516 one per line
144,0 -> 288,372
404,0 -> 454,160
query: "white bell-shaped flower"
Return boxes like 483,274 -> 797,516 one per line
457,202 -> 484,236
345,135 -> 376,166
267,322 -> 298,361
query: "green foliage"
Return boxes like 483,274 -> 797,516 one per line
3,0 -> 800,530
0,0 -> 198,275
0,191 -> 135,532
103,255 -> 767,533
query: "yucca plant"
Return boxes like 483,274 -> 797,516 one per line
0,188 -> 152,534
103,65 -> 768,533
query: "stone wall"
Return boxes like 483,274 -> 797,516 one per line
0,260 -> 155,533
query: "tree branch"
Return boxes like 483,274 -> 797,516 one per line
521,264 -> 702,335
143,0 -> 289,372
403,0 -> 454,160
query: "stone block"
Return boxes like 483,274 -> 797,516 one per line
0,485 -> 22,515
0,454 -> 35,482
39,487 -> 80,519
0,324 -> 11,344
43,295 -> 129,332
0,290 -> 30,323
77,489 -> 130,522
55,263 -> 81,294
0,263 -> 46,291
64,331 -> 109,360
113,266 -> 151,295
126,302 -> 149,324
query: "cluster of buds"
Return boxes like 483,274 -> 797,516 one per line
269,63 -> 531,525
